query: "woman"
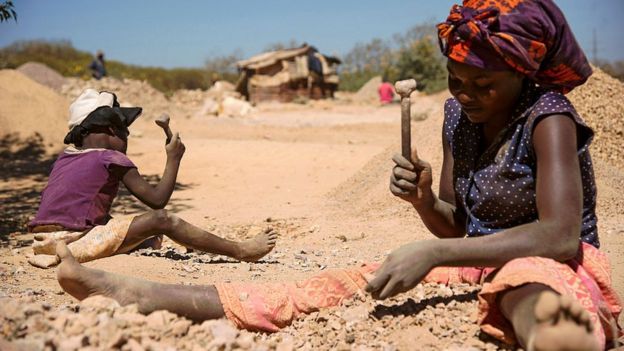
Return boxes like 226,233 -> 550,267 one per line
366,0 -> 621,350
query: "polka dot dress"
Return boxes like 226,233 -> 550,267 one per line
443,83 -> 599,247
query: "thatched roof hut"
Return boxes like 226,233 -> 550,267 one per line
235,44 -> 340,103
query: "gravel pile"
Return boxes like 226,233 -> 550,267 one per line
569,67 -> 624,169
352,76 -> 382,104
16,62 -> 66,93
60,77 -> 203,120
1,284 -> 510,351
0,69 -> 69,149
265,283 -> 509,351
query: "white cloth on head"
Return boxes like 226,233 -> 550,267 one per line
68,89 -> 115,130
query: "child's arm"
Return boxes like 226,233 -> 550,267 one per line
369,115 -> 582,299
122,133 -> 186,209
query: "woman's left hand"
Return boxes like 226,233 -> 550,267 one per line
365,241 -> 438,300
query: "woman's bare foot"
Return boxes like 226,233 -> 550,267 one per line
528,290 -> 600,351
235,228 -> 278,262
56,242 -> 142,305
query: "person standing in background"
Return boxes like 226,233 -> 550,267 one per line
89,50 -> 107,80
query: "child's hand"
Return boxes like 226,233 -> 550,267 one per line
165,132 -> 186,162
389,147 -> 433,208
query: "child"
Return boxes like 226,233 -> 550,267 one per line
366,0 -> 621,350
28,89 -> 277,268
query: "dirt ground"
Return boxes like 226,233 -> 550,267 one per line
1,87 -> 623,350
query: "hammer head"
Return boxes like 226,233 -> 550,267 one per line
394,79 -> 418,98
155,113 -> 170,128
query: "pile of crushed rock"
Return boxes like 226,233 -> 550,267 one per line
1,283 -> 510,351
61,76 -> 252,120
569,66 -> 624,169
0,69 -> 69,149
16,62 -> 66,93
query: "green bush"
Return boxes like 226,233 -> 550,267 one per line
395,37 -> 447,94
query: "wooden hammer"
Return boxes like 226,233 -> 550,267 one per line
394,79 -> 418,161
155,113 -> 173,144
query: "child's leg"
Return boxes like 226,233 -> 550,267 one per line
499,284 -> 600,351
118,209 -> 277,262
56,242 -> 225,322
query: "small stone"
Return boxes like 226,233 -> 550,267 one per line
234,333 -> 255,349
276,336 -> 294,351
329,319 -> 342,330
80,296 -> 120,311
58,335 -> 88,351
145,310 -> 177,330
169,319 -> 192,336
121,338 -> 144,351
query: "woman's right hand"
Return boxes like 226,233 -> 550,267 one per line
389,148 -> 434,208
166,132 -> 186,162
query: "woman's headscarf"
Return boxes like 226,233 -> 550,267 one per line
437,0 -> 592,93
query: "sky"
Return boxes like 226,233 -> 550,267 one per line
1,0 -> 622,69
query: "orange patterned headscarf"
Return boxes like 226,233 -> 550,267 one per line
437,0 -> 592,93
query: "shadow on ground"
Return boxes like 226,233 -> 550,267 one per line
0,133 -> 194,241
0,133 -> 55,239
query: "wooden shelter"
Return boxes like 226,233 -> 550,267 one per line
235,45 -> 340,104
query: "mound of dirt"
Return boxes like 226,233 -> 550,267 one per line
327,90 -> 450,219
353,76 -> 382,103
16,62 -> 66,92
61,77 -> 170,120
0,70 -> 69,150
569,67 -> 624,170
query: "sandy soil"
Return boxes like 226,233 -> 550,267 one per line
1,92 -> 623,350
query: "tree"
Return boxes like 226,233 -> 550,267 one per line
0,1 -> 16,22
204,50 -> 243,83
395,36 -> 447,93
339,22 -> 447,93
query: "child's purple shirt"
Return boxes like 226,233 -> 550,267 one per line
28,147 -> 136,231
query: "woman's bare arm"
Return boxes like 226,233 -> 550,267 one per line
432,114 -> 582,266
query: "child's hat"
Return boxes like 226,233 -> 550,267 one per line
68,89 -> 142,131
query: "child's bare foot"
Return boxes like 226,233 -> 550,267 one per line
56,242 -> 141,305
32,231 -> 83,255
528,290 -> 600,351
235,228 -> 278,262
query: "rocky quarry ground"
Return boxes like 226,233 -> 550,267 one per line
1,63 -> 623,350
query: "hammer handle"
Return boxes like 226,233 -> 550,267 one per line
401,97 -> 411,161
163,127 -> 173,145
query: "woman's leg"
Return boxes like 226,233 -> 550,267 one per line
118,209 -> 277,262
499,283 -> 600,351
56,242 -> 225,322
